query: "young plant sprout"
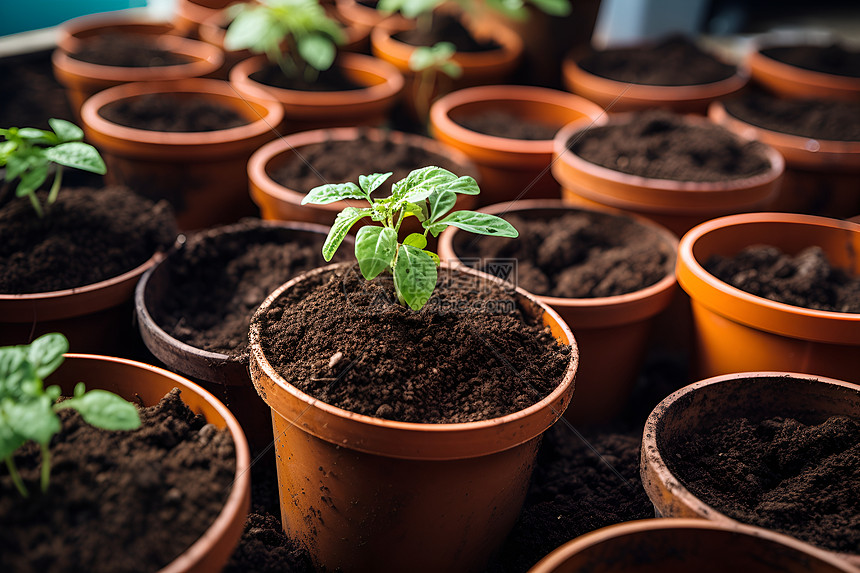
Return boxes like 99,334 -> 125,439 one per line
224,0 -> 347,81
0,119 -> 106,217
303,166 -> 517,310
0,333 -> 140,497
408,42 -> 462,120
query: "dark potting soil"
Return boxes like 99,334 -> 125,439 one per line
705,245 -> 860,313
578,35 -> 736,86
250,61 -> 364,91
456,110 -> 561,141
723,91 -> 860,142
268,131 -> 465,194
223,512 -> 314,573
570,110 -> 772,182
99,92 -> 249,132
664,413 -> 860,553
69,33 -> 194,67
761,43 -> 860,78
0,388 -> 237,573
395,13 -> 501,53
254,265 -> 571,423
0,186 -> 176,293
0,50 -> 75,130
454,211 -> 674,299
153,219 -> 350,361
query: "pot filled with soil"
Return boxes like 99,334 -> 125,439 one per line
562,35 -> 747,114
640,371 -> 860,567
438,200 -> 678,425
710,92 -> 860,219
335,0 -> 411,33
429,85 -> 605,205
135,219 -> 353,450
677,212 -> 860,382
80,78 -> 284,230
529,518 -> 857,573
552,110 -> 785,237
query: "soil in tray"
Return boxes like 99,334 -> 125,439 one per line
570,110 -> 772,182
453,210 -> 674,299
268,131 -> 466,193
664,412 -> 860,553
0,186 -> 176,293
70,33 -> 194,67
249,62 -> 365,91
0,388 -> 236,573
723,90 -> 860,142
705,244 -> 860,313
99,92 -> 249,132
761,43 -> 860,78
456,110 -> 561,140
395,12 -> 501,52
578,35 -> 736,86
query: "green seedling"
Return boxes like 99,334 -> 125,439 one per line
0,333 -> 141,497
224,0 -> 347,81
0,118 -> 106,217
408,41 -> 462,120
303,166 -> 518,310
378,0 -> 571,32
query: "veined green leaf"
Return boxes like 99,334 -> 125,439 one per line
393,245 -> 437,310
355,226 -> 397,280
402,233 -> 427,249
5,396 -> 59,445
427,189 -> 456,222
27,333 -> 67,380
428,210 -> 519,238
303,182 -> 365,205
56,390 -> 141,431
322,207 -> 371,260
48,118 -> 84,142
15,165 -> 48,197
359,172 -> 393,195
444,175 -> 480,195
44,142 -> 106,174
391,166 -> 457,201
16,128 -> 54,143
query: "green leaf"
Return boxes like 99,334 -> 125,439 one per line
6,396 -> 60,445
428,211 -> 519,238
15,164 -> 47,197
423,250 -> 441,265
48,118 -> 84,142
393,245 -> 437,310
224,8 -> 275,51
408,46 -> 438,72
401,187 -> 435,204
298,34 -> 336,71
427,189 -> 456,222
0,421 -> 26,461
44,142 -> 106,174
303,182 -> 365,205
359,172 -> 393,195
27,333 -> 67,380
57,390 -> 141,431
445,175 -> 480,195
16,128 -> 53,143
0,350 -> 33,400
355,226 -> 397,280
440,60 -> 463,79
528,0 -> 572,16
0,140 -> 17,159
391,166 -> 457,201
403,233 -> 427,249
4,153 -> 34,182
322,207 -> 372,261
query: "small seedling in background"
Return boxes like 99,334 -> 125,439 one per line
408,42 -> 462,120
0,333 -> 141,497
378,0 -> 571,33
303,166 -> 518,310
0,119 -> 106,217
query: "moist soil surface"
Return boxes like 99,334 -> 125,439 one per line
705,244 -> 860,313
456,110 -> 561,140
570,110 -> 772,182
0,388 -> 237,573
70,33 -> 194,67
99,93 -> 249,132
0,50 -> 76,130
254,264 -> 571,423
723,91 -> 860,141
0,186 -> 176,293
578,35 -> 736,85
761,43 -> 860,78
268,131 -> 466,193
249,62 -> 365,91
454,210 -> 674,298
395,13 -> 501,52
664,412 -> 860,553
152,219 -> 350,361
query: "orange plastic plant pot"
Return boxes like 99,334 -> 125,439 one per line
677,212 -> 860,382
249,263 -> 578,573
747,44 -> 860,102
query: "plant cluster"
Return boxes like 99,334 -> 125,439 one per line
302,165 -> 517,310
0,333 -> 140,497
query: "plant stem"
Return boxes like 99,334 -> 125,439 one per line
27,191 -> 44,218
5,456 -> 28,498
39,443 -> 51,493
47,165 -> 63,205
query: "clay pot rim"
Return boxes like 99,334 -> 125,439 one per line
79,78 -> 284,147
56,12 -> 179,53
249,261 -> 577,434
334,0 -> 412,31
748,42 -> 860,92
247,125 -> 480,210
429,85 -> 606,156
552,114 -> 786,193
530,517 -> 859,573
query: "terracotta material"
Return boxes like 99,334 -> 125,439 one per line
55,12 -> 179,53
677,213 -> 860,382
80,78 -> 284,231
640,371 -> 860,568
249,262 -> 578,573
429,85 -> 605,205
335,0 -> 411,33
747,43 -> 860,102
52,354 -> 250,573
438,200 -> 678,425
229,54 -> 403,133
551,114 -> 785,237
710,101 -> 860,219
529,518 -> 857,573
173,0 -> 233,38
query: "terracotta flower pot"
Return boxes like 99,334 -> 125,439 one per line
529,518 -> 857,573
709,100 -> 860,219
249,262 -> 578,573
551,114 -> 786,237
49,353 -> 251,573
640,371 -> 860,567
429,85 -> 605,205
229,54 -> 403,133
335,0 -> 410,33
438,200 -> 678,425
55,12 -> 179,53
747,41 -> 860,101
676,212 -> 860,382
173,0 -> 234,38
80,78 -> 284,231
